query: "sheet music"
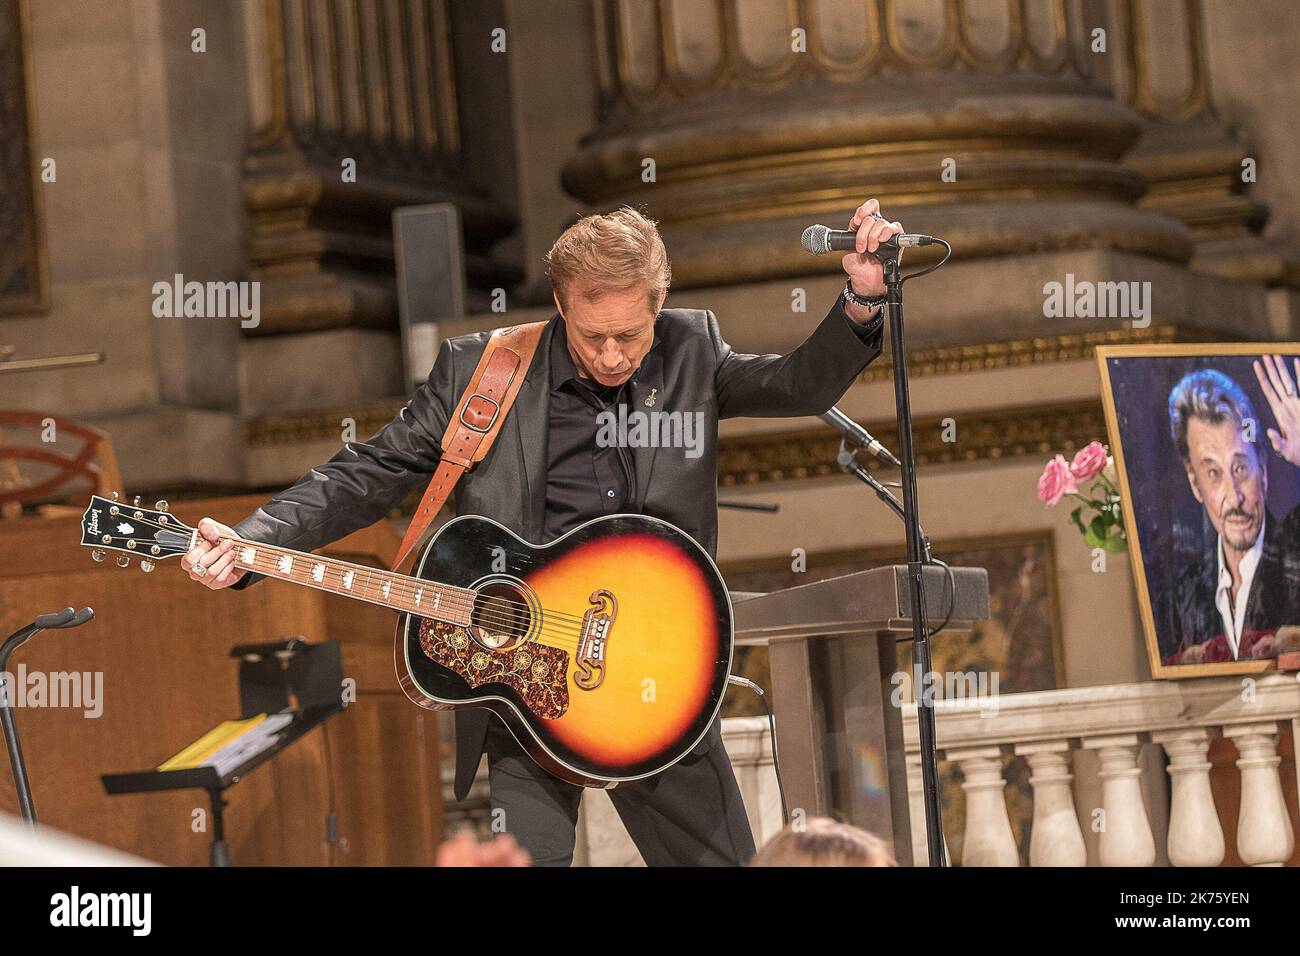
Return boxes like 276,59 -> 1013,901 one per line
158,711 -> 295,775
207,713 -> 294,776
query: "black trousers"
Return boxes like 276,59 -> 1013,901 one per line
485,716 -> 756,867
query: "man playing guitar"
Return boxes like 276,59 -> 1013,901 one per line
181,199 -> 902,866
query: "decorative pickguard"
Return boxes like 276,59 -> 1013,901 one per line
418,619 -> 570,720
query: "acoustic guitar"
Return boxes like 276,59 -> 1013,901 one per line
78,494 -> 734,787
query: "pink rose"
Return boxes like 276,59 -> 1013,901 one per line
1070,441 -> 1108,481
1036,454 -> 1078,507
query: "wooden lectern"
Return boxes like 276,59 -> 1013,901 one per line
732,565 -> 989,866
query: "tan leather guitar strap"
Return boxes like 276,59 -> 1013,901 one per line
391,321 -> 547,571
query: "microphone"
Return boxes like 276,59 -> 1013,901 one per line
821,406 -> 901,467
801,223 -> 936,257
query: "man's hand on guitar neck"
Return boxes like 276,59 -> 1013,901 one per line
181,517 -> 247,589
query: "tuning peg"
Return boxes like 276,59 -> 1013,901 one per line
155,499 -> 169,512
110,491 -> 119,501
90,549 -> 106,562
132,495 -> 141,507
140,559 -> 155,573
115,555 -> 130,568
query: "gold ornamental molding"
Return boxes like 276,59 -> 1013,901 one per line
718,400 -> 1109,487
247,401 -> 405,448
249,396 -> 1109,488
245,325 -> 1219,451
854,323 -> 1217,384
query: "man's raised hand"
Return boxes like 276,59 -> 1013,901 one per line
1253,355 -> 1300,468
841,197 -> 904,300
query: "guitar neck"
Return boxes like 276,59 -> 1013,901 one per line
224,536 -> 473,626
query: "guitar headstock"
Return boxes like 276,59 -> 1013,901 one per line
80,494 -> 196,572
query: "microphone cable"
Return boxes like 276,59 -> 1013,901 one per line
726,675 -> 788,826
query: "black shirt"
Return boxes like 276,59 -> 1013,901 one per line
543,322 -> 638,541
541,306 -> 883,542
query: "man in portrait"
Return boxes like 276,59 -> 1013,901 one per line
1162,362 -> 1300,664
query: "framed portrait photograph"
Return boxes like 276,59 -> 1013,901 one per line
1098,344 -> 1300,678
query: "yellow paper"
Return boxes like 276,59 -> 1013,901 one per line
158,714 -> 268,771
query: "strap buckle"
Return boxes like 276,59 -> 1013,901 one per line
460,393 -> 500,433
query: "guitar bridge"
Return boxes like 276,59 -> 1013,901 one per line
574,589 -> 617,691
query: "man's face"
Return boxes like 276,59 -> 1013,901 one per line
1185,416 -> 1268,552
554,286 -> 661,388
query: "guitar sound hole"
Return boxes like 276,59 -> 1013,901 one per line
469,582 -> 532,651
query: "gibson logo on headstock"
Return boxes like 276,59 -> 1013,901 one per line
87,508 -> 100,536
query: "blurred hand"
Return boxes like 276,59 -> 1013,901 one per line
1249,633 -> 1279,659
435,832 -> 531,867
180,517 -> 247,589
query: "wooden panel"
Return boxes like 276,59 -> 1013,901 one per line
0,496 -> 440,865
326,694 -> 444,866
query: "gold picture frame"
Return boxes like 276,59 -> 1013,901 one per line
1096,343 -> 1300,679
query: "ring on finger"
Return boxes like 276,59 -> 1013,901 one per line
194,562 -> 207,577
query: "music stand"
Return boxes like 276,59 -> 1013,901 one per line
101,638 -> 345,866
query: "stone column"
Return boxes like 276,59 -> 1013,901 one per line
239,0 -> 517,415
563,0 -> 1189,293
1114,0 -> 1300,300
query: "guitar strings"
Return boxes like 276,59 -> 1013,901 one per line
105,509 -> 589,627
105,510 -> 600,648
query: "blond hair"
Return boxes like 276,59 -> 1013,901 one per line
751,817 -> 897,867
545,207 -> 671,310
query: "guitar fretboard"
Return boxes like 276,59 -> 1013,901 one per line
227,537 -> 474,626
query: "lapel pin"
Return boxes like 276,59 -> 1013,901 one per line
644,388 -> 657,408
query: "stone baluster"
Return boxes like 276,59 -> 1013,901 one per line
949,746 -> 1019,866
1223,722 -> 1295,867
1015,740 -> 1086,867
1153,728 -> 1224,867
905,753 -> 930,867
1081,734 -> 1156,867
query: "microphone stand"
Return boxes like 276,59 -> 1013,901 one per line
879,249 -> 947,867
0,606 -> 95,827
835,442 -> 931,562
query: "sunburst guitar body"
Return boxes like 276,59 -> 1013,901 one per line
397,514 -> 734,787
